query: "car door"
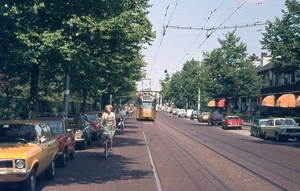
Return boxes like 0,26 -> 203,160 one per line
41,123 -> 57,165
36,124 -> 51,173
265,120 -> 275,138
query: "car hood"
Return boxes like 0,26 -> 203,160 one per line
277,125 -> 300,129
0,143 -> 40,158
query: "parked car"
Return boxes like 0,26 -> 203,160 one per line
198,112 -> 211,123
0,120 -> 59,191
250,118 -> 269,138
81,112 -> 102,141
173,108 -> 180,116
186,109 -> 194,118
32,116 -> 76,167
207,113 -> 224,125
222,115 -> 243,130
71,114 -> 92,150
261,118 -> 300,141
178,109 -> 187,118
190,111 -> 198,120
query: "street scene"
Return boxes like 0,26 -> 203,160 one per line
1,1 -> 300,191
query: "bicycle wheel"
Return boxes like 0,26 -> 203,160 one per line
104,140 -> 108,160
120,122 -> 124,134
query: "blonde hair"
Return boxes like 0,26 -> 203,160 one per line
105,105 -> 113,111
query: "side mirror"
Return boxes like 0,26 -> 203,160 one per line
40,136 -> 46,143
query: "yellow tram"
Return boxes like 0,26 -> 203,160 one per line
136,96 -> 157,121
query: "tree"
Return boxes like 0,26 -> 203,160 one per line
203,31 -> 264,110
261,0 -> 300,74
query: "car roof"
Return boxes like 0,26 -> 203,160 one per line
0,120 -> 50,125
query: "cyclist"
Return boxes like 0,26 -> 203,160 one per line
100,105 -> 116,152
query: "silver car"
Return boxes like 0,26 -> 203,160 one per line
261,118 -> 300,141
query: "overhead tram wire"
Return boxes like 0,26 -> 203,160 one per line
192,0 -> 249,55
172,0 -> 225,71
147,0 -> 180,78
146,2 -> 171,78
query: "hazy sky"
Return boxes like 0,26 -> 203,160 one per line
138,0 -> 286,91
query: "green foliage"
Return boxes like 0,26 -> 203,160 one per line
261,0 -> 300,74
0,0 -> 155,115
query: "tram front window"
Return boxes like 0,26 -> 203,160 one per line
143,102 -> 152,109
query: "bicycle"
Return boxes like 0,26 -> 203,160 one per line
102,130 -> 112,160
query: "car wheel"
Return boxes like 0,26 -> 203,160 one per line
69,148 -> 75,159
224,125 -> 227,130
45,161 -> 55,179
58,149 -> 67,167
256,131 -> 260,138
264,133 -> 268,140
250,130 -> 254,136
275,132 -> 281,142
92,133 -> 98,141
22,168 -> 36,191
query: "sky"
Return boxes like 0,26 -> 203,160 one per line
138,0 -> 287,91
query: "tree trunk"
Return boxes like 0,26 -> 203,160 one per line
29,63 -> 39,117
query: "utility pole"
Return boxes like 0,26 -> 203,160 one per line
63,65 -> 70,115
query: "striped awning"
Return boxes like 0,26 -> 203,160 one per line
261,95 -> 275,107
207,100 -> 216,107
276,94 -> 296,108
217,99 -> 225,107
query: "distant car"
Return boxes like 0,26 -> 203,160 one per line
178,109 -> 187,118
71,114 -> 93,150
0,120 -> 59,191
32,117 -> 76,167
207,113 -> 224,125
261,118 -> 300,141
81,112 -> 102,141
186,109 -> 194,118
198,112 -> 211,123
190,111 -> 198,120
250,118 -> 269,138
222,115 -> 243,130
173,108 -> 180,116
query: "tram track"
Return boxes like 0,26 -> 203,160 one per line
140,116 -> 300,190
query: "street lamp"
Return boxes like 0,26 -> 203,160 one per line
186,52 -> 202,112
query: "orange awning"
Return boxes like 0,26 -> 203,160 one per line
207,100 -> 216,107
217,99 -> 225,107
276,94 -> 296,108
296,96 -> 300,107
261,95 -> 275,107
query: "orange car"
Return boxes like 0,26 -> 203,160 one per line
0,120 -> 59,191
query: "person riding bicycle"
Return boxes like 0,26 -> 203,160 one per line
100,105 -> 116,152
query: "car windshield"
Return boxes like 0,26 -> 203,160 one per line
86,114 -> 98,122
44,120 -> 64,134
213,114 -> 223,117
259,120 -> 268,126
284,119 -> 297,126
0,124 -> 37,143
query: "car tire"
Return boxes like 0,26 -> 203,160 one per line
45,161 -> 55,179
69,148 -> 75,159
264,133 -> 268,140
256,131 -> 260,138
22,168 -> 36,191
58,149 -> 67,167
275,132 -> 281,142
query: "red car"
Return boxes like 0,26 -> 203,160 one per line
32,116 -> 76,167
81,112 -> 102,141
222,115 -> 243,130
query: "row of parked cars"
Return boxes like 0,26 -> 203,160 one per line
0,111 -> 102,191
163,107 -> 244,130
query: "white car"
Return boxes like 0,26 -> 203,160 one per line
178,109 -> 187,118
186,109 -> 194,118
